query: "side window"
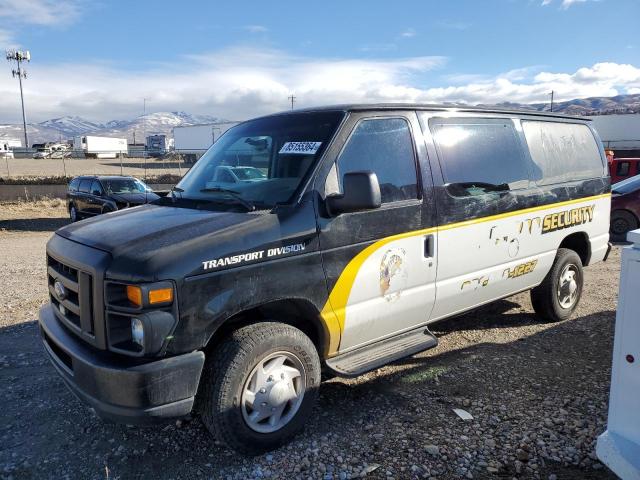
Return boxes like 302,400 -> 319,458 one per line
90,180 -> 103,196
218,169 -> 236,183
337,117 -> 418,203
79,180 -> 92,193
617,161 -> 630,177
429,118 -> 529,197
69,178 -> 80,192
521,121 -> 604,185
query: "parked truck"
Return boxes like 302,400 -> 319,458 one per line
145,134 -> 170,158
173,122 -> 237,163
73,135 -> 127,159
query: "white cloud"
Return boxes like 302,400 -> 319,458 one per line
542,0 -> 594,9
400,28 -> 416,38
243,25 -> 268,34
0,0 -> 81,26
0,46 -> 638,123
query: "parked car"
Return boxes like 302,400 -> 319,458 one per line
609,157 -> 640,183
67,175 -> 159,222
41,105 -> 610,454
610,174 -> 640,240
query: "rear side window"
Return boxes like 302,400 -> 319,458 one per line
616,161 -> 630,177
337,117 -> 418,203
69,178 -> 80,192
521,121 -> 604,185
429,118 -> 529,196
79,180 -> 92,193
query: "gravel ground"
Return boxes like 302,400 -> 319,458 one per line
2,156 -> 186,179
0,201 -> 622,480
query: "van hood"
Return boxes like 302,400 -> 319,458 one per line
55,202 -> 306,281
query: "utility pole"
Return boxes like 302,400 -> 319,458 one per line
6,50 -> 31,149
288,94 -> 296,110
550,90 -> 554,113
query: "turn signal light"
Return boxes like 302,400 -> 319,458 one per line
149,288 -> 173,305
126,286 -> 143,307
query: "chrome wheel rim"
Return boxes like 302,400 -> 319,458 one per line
557,263 -> 579,309
241,351 -> 305,433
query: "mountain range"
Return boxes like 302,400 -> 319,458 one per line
1,94 -> 639,146
0,111 -> 231,146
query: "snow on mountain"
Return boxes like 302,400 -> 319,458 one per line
0,111 -> 233,145
38,116 -> 104,137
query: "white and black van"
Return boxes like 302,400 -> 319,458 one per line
39,104 -> 611,454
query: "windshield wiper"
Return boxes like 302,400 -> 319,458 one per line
199,187 -> 256,211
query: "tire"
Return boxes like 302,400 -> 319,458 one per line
610,210 -> 638,242
199,322 -> 321,455
530,248 -> 583,322
69,205 -> 79,222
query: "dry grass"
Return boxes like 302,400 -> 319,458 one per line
0,197 -> 67,220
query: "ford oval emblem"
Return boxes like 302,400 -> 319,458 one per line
54,280 -> 67,300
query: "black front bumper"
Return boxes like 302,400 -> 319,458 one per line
38,304 -> 205,424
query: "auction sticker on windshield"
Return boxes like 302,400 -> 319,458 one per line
279,142 -> 322,155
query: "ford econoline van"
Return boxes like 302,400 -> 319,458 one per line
39,105 -> 611,454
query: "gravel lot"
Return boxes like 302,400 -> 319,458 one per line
2,156 -> 186,179
0,201 -> 621,480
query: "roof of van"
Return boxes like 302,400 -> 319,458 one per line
265,103 -> 590,121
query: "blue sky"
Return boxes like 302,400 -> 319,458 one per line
1,0 -> 639,122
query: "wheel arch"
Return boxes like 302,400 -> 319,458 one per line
558,231 -> 591,266
203,298 -> 330,359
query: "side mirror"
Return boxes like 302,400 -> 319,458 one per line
327,171 -> 381,215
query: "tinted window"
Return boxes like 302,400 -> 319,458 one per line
429,118 -> 529,196
337,118 -> 418,203
617,161 -> 630,177
90,180 -> 103,195
522,121 -> 604,185
69,178 -> 80,192
79,179 -> 92,193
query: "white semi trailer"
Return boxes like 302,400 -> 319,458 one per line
588,114 -> 640,151
173,122 -> 238,163
73,135 -> 127,159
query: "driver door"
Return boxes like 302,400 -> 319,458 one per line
317,112 -> 437,353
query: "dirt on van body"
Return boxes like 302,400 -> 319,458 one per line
0,201 -> 621,480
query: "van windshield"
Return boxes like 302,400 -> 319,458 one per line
175,111 -> 344,209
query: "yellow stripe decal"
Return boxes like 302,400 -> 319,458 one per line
320,192 -> 610,355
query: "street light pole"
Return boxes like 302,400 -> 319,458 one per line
6,50 -> 31,149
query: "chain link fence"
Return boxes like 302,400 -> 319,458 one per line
0,148 -> 209,183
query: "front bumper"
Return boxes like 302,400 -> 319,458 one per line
38,304 -> 205,424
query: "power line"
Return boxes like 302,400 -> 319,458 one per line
6,50 -> 30,149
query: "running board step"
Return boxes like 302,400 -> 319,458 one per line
325,327 -> 438,377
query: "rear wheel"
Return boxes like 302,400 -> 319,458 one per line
530,248 -> 583,322
610,210 -> 638,242
199,322 -> 320,455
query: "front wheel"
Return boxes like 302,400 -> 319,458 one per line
530,248 -> 583,322
199,322 -> 321,455
610,210 -> 638,242
69,205 -> 79,222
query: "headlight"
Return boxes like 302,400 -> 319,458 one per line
131,318 -> 144,347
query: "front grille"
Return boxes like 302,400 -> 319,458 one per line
48,255 -> 95,337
